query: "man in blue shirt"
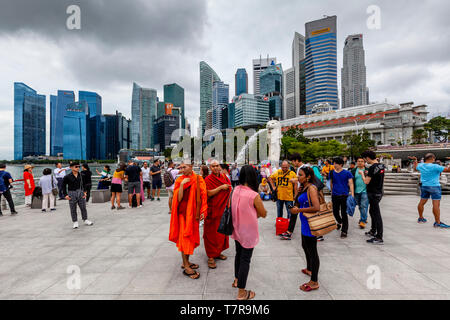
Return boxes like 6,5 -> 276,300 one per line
411,153 -> 450,228
330,157 -> 354,239
351,157 -> 369,229
0,164 -> 18,215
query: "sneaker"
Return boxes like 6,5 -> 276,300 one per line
111,205 -> 116,210
418,217 -> 427,223
128,205 -> 132,209
317,236 -> 324,242
359,222 -> 366,229
279,232 -> 290,237
73,222 -> 79,229
280,233 -> 292,240
84,220 -> 94,226
10,211 -> 18,215
367,237 -> 384,245
365,230 -> 376,237
340,232 -> 347,239
42,209 -> 46,212
337,223 -> 342,231
117,206 -> 125,210
151,198 -> 155,201
157,198 -> 160,201
434,222 -> 450,229
50,208 -> 56,211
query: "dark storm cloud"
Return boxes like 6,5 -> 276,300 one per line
0,0 -> 207,48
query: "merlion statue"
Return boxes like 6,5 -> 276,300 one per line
266,120 -> 281,167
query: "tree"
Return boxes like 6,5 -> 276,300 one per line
281,136 -> 297,159
283,127 -> 310,143
343,129 -> 376,160
411,129 -> 428,144
424,116 -> 450,143
288,140 -> 346,163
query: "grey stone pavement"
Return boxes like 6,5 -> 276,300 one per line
0,195 -> 450,300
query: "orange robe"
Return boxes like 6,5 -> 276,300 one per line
203,173 -> 231,258
169,173 -> 208,255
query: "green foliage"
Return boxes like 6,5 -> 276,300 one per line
411,129 -> 429,144
424,116 -> 450,143
287,140 -> 346,163
343,129 -> 376,159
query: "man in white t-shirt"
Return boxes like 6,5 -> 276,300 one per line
54,162 -> 69,200
141,162 -> 151,199
165,161 -> 179,214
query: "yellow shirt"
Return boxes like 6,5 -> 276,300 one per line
270,169 -> 297,201
322,165 -> 335,178
113,170 -> 125,179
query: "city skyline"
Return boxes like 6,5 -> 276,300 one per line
1,0 -> 450,159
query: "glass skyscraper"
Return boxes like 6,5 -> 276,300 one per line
78,91 -> 104,159
164,83 -> 185,129
50,90 -> 75,156
63,101 -> 90,160
234,94 -> 269,127
79,91 -> 102,117
227,102 -> 235,129
14,83 -> 46,160
260,64 -> 283,119
131,82 -> 157,149
235,68 -> 248,96
200,61 -> 221,134
305,16 -> 338,114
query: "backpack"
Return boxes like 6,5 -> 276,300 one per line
163,168 -> 175,188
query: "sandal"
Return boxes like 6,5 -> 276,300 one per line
208,259 -> 217,269
300,283 -> 319,292
216,254 -> 227,260
232,279 -> 238,288
301,269 -> 312,276
181,263 -> 199,270
237,290 -> 255,300
183,269 -> 200,280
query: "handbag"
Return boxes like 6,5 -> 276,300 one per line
217,188 -> 234,236
303,186 -> 337,237
51,175 -> 59,196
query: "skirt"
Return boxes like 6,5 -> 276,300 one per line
110,183 -> 123,193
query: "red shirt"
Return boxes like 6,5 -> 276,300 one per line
23,171 -> 35,196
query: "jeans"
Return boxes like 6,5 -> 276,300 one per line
234,240 -> 254,289
232,181 -> 239,188
0,189 -> 16,212
57,178 -> 65,199
301,235 -> 320,282
354,192 -> 369,223
368,193 -> 383,239
260,192 -> 271,201
420,186 -> 442,201
332,195 -> 349,233
68,190 -> 88,222
288,213 -> 298,233
276,200 -> 293,219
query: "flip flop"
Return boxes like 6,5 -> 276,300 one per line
208,259 -> 217,269
181,263 -> 199,270
232,280 -> 238,288
216,254 -> 228,260
300,283 -> 319,292
301,269 -> 312,276
183,270 -> 200,280
236,290 -> 255,300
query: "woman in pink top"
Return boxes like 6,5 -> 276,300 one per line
231,165 -> 267,300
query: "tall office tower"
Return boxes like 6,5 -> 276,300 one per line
227,102 -> 235,129
341,34 -> 369,108
305,16 -> 338,114
260,63 -> 283,119
252,56 -> 277,95
154,114 -> 180,152
117,111 -> 131,150
235,68 -> 248,96
79,90 -> 104,159
299,59 -> 306,115
200,61 -> 221,134
213,81 -> 229,106
164,83 -> 185,129
234,94 -> 269,127
282,68 -> 296,119
293,33 -> 306,116
50,90 -> 75,156
206,109 -> 213,131
63,101 -> 90,160
14,83 -> 46,160
131,82 -> 158,149
212,105 -> 224,130
221,106 -> 228,130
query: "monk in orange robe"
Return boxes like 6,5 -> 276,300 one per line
169,162 -> 207,279
204,160 -> 231,269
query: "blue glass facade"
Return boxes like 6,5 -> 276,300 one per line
164,83 -> 185,129
79,91 -> 105,159
200,61 -> 221,133
213,81 -> 229,106
50,90 -> 75,156
63,101 -> 90,160
227,102 -> 235,129
14,83 -> 46,160
260,64 -> 283,119
79,91 -> 102,117
131,83 -> 158,150
235,68 -> 248,96
305,16 -> 338,114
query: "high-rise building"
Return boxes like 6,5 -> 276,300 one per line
205,109 -> 213,131
131,82 -> 158,149
221,106 -> 229,130
213,81 -> 229,106
234,94 -> 269,127
154,115 -> 180,152
282,68 -> 296,119
341,34 -> 369,108
63,101 -> 90,160
293,33 -> 306,117
14,83 -> 46,160
235,68 -> 248,96
260,63 -> 283,120
157,101 -> 166,119
212,105 -> 224,130
305,16 -> 339,114
79,91 -> 102,117
299,59 -> 306,115
200,61 -> 221,134
79,91 -> 104,159
50,90 -> 75,156
117,111 -> 131,151
164,83 -> 185,129
252,56 -> 277,95
227,102 -> 235,129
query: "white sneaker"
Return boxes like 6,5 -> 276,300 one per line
84,220 -> 93,226
128,205 -> 132,209
139,205 -> 142,208
73,222 -> 79,229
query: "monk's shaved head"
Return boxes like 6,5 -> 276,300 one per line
209,159 -> 221,175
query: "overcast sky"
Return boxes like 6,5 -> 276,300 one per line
1,0 -> 449,159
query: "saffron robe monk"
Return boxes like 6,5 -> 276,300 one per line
169,162 -> 208,280
204,160 -> 232,269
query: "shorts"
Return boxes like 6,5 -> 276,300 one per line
421,186 -> 442,201
152,179 -> 162,189
167,189 -> 174,198
110,183 -> 122,193
143,181 -> 151,190
128,181 -> 141,195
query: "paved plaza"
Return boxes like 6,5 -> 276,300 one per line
0,195 -> 449,300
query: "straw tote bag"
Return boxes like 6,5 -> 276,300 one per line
303,186 -> 337,237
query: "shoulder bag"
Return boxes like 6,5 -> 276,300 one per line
51,175 -> 59,196
303,186 -> 337,237
217,188 -> 234,236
